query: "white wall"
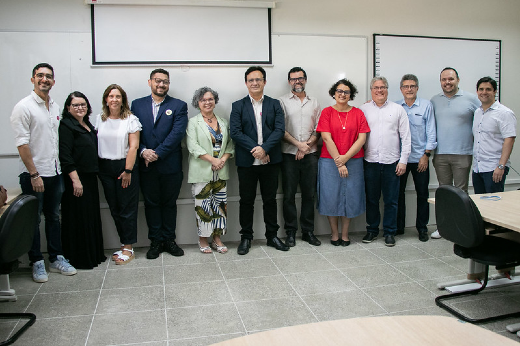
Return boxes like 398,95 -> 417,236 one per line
1,0 -> 519,248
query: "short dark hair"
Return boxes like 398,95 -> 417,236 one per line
150,68 -> 169,79
32,63 -> 54,78
400,74 -> 419,88
244,66 -> 266,82
191,86 -> 219,109
476,76 -> 497,91
328,79 -> 358,100
287,67 -> 307,80
62,91 -> 93,123
440,67 -> 459,79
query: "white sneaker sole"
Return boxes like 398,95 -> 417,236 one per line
49,267 -> 77,276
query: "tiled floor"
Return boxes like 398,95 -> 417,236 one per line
2,227 -> 520,345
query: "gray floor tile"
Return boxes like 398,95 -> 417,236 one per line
88,309 -> 167,345
285,269 -> 356,296
437,254 -> 471,272
162,244 -> 218,266
368,244 -> 433,263
214,240 -> 269,262
341,264 -> 412,288
416,275 -> 472,296
235,297 -> 316,331
164,263 -> 223,285
271,253 -> 335,274
169,333 -> 245,346
414,238 -> 456,257
103,266 -> 164,289
97,285 -> 164,314
165,280 -> 232,308
444,293 -> 520,321
227,275 -> 295,302
5,270 -> 42,295
167,303 -> 243,339
38,270 -> 105,293
321,248 -> 385,269
363,281 -> 436,313
388,305 -> 453,317
393,258 -> 464,281
219,258 -> 280,280
15,315 -> 92,346
0,321 -> 19,344
262,242 -> 318,257
302,289 -> 386,320
26,290 -> 99,318
0,294 -> 32,313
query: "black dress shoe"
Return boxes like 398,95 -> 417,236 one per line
146,240 -> 163,259
341,240 -> 351,247
164,239 -> 184,257
330,239 -> 342,246
302,232 -> 321,246
286,232 -> 296,247
418,231 -> 429,242
396,229 -> 405,235
267,237 -> 290,251
384,235 -> 396,247
362,233 -> 378,243
237,239 -> 251,255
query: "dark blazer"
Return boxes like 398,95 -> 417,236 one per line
131,94 -> 188,174
59,117 -> 99,175
230,95 -> 285,167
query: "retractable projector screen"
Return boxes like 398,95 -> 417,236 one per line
91,5 -> 271,65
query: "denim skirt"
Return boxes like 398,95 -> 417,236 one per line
317,157 -> 365,217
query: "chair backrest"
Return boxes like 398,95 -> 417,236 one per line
435,185 -> 485,248
0,194 -> 38,263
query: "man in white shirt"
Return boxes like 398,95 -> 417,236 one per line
10,63 -> 76,283
472,76 -> 516,194
278,67 -> 321,247
360,77 -> 411,247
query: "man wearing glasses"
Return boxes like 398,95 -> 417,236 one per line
131,69 -> 188,259
11,63 -> 77,282
396,74 -> 437,242
360,76 -> 411,247
278,67 -> 322,247
230,66 -> 288,255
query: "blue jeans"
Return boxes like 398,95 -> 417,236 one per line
472,168 -> 509,194
19,173 -> 64,263
364,161 -> 400,236
397,163 -> 430,233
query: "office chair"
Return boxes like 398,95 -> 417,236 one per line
434,185 -> 520,323
0,194 -> 38,345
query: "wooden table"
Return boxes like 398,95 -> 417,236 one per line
211,315 -> 519,346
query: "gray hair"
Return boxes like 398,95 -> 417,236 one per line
400,74 -> 419,88
191,86 -> 219,109
370,76 -> 389,89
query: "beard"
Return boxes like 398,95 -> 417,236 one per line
292,84 -> 305,93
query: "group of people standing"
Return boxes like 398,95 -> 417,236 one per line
9,62 -> 515,283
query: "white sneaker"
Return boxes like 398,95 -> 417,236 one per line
32,260 -> 48,283
49,255 -> 77,276
431,230 -> 442,239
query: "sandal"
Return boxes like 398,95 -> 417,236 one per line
115,248 -> 135,265
211,240 -> 228,254
112,244 -> 124,261
198,241 -> 212,254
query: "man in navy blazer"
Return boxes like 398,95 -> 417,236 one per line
230,66 -> 289,255
131,69 -> 188,259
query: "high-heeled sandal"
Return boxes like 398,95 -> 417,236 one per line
115,248 -> 135,265
198,241 -> 212,254
112,244 -> 124,261
211,240 -> 228,254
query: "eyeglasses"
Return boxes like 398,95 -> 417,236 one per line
372,86 -> 388,91
70,103 -> 88,109
289,77 -> 306,83
247,78 -> 264,84
152,78 -> 170,85
401,85 -> 417,90
200,98 -> 215,103
335,89 -> 351,96
35,73 -> 54,80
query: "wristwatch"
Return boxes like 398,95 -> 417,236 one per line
498,164 -> 505,170
424,152 -> 431,157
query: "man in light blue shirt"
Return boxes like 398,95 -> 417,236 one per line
472,76 -> 516,194
396,74 -> 436,242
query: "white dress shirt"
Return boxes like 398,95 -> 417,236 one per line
250,95 -> 265,165
92,114 -> 142,160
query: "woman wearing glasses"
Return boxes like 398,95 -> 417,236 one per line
316,79 -> 370,246
59,92 -> 107,269
186,87 -> 234,254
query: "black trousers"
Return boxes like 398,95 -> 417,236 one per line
237,163 -> 280,240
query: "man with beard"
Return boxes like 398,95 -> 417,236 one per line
131,69 -> 188,258
429,67 -> 480,239
278,67 -> 322,247
10,63 -> 77,282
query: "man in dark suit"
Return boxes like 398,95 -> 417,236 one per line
230,66 -> 289,255
131,69 -> 188,259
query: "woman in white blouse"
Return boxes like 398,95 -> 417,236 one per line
92,84 -> 142,265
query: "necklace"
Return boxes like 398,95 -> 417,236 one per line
202,114 -> 216,123
336,108 -> 351,130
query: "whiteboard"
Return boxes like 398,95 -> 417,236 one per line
374,34 -> 501,102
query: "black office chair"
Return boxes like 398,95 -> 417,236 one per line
0,194 -> 38,345
434,185 -> 520,323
